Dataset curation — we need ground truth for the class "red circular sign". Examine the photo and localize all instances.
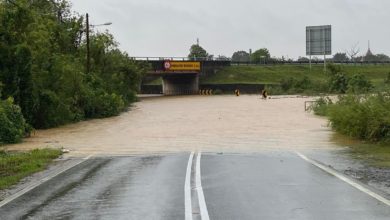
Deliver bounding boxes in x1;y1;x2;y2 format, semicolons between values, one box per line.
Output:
164;61;171;70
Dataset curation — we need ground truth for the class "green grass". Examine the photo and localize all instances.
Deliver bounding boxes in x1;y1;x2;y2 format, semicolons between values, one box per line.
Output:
0;149;62;190
201;64;390;90
143;65;390;92
332;134;390;168
351;144;390;167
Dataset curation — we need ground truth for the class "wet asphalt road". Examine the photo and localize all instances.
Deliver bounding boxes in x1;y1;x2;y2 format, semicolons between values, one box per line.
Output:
1;152;389;220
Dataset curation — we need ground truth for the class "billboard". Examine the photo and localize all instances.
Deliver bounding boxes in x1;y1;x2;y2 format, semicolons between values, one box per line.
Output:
163;61;201;71
306;25;332;56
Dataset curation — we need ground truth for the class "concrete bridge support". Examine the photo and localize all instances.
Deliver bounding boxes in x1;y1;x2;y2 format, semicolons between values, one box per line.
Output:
162;74;199;95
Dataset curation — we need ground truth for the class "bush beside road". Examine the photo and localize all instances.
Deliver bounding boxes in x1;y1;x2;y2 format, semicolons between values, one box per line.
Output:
311;94;390;171
312;94;390;144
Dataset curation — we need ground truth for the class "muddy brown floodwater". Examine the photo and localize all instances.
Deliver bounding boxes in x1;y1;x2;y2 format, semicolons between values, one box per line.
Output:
5;95;338;157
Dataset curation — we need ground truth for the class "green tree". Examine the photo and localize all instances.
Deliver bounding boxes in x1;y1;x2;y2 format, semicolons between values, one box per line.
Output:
232;51;250;62
375;54;390;62
14;44;34;124
251;48;270;63
0;0;145;132
297;57;310;62
188;44;208;60
333;53;349;62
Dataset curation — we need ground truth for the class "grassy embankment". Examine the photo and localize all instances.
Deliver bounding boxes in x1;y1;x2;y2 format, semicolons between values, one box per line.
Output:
145;64;390;93
201;64;390;93
0;149;62;190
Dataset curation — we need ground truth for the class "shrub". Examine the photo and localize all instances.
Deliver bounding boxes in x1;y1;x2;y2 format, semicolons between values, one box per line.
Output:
327;94;390;143
83;90;125;118
0;98;29;144
347;73;373;93
328;73;348;93
311;97;333;116
280;77;295;91
280;77;314;93
385;72;390;84
33;90;75;129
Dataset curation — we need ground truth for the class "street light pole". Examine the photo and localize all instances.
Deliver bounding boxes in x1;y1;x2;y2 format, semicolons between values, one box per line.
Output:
85;13;112;74
86;13;90;74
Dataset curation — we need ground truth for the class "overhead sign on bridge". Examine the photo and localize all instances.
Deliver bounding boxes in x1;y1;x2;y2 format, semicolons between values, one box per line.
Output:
164;61;201;71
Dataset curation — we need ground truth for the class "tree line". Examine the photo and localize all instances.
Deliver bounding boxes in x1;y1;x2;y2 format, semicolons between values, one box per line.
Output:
187;43;390;63
0;0;146;144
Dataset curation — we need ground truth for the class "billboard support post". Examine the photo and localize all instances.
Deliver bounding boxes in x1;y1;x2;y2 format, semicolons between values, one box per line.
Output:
309;29;312;71
323;29;326;73
306;25;332;73
324;54;326;73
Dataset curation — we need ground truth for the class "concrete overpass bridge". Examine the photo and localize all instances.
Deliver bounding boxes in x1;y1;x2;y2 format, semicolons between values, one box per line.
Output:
133;57;230;95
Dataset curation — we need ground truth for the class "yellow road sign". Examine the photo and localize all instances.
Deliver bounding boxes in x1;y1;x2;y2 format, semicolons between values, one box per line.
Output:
164;61;201;71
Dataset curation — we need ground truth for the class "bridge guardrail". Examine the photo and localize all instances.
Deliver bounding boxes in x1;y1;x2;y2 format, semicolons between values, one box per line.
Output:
131;57;390;66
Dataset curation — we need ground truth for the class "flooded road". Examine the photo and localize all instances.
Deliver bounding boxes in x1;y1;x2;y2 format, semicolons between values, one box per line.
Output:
2;95;390;219
6;95;335;156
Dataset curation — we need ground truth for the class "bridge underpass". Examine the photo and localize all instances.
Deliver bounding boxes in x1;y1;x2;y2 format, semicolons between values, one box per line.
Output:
139;58;230;95
161;73;199;95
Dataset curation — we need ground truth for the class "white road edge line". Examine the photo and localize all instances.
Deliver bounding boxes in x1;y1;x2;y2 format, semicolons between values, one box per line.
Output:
0;153;95;208
196;152;210;220
185;152;194;220
296;151;390;207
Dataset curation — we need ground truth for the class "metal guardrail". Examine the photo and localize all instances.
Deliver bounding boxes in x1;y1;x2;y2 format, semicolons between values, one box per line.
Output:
130;57;390;65
129;57;230;61
231;61;390;66
304;101;318;112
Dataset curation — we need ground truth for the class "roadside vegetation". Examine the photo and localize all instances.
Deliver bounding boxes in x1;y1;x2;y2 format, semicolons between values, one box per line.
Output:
297;63;390;169
308;64;389;144
312;93;390;144
0;98;31;144
0;1;146;144
0;149;62;190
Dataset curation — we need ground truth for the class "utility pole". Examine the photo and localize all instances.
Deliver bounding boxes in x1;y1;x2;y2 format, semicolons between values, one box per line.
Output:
85;13;111;74
86;13;90;74
249;49;252;64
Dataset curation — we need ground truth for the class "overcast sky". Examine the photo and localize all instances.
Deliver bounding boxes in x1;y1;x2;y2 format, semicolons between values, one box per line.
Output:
71;0;390;59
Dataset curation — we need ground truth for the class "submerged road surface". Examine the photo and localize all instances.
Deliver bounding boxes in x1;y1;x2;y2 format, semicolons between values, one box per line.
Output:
1;152;389;220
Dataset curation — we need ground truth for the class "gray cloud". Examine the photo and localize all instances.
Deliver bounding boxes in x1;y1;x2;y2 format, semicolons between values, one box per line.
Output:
71;0;390;59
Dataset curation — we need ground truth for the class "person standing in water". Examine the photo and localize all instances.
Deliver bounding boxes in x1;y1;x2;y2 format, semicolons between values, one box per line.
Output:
261;89;268;99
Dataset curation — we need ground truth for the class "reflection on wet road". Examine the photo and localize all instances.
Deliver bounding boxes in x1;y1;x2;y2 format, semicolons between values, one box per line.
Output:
0;155;187;219
1;152;389;219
